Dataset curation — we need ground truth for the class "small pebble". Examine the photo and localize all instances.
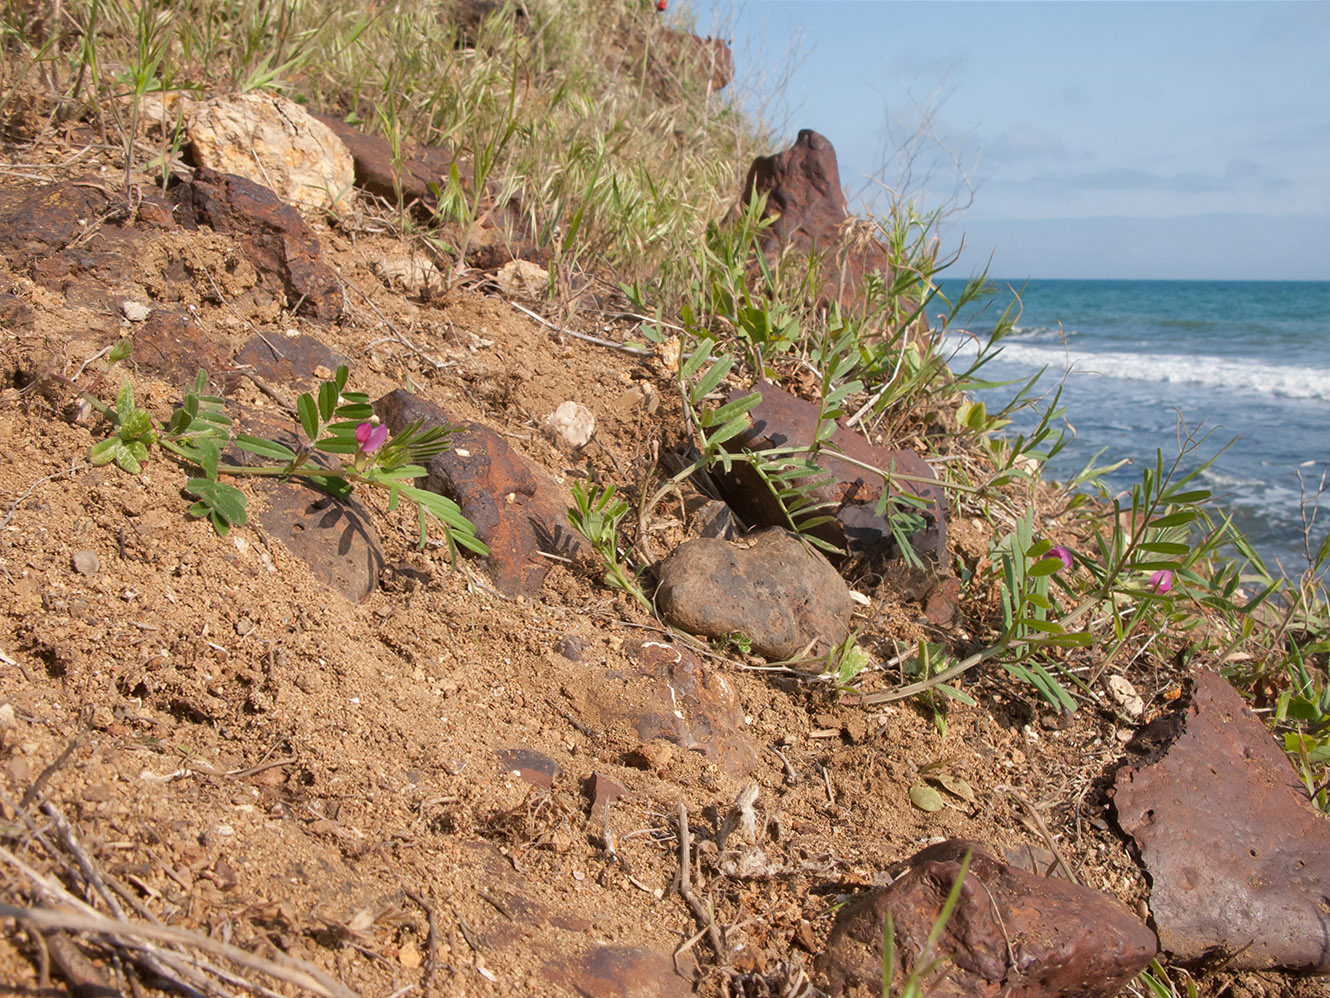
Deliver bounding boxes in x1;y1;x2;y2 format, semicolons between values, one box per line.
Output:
72;550;99;577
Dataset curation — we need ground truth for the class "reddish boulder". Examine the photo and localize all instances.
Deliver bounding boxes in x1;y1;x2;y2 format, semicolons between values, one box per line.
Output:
171;168;344;322
715;381;946;564
815;839;1156;997
739;130;892;311
373;389;580;597
1113;669;1330;972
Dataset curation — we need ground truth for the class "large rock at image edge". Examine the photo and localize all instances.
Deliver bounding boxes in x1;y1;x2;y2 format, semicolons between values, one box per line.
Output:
815;839;1157;997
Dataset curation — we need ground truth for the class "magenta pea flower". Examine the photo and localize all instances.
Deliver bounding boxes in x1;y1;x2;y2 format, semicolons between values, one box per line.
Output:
1049;545;1073;572
1148;569;1174;594
355;421;388;455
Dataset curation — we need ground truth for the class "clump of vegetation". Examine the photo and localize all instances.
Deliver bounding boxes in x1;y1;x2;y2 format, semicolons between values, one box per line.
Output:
62;344;487;559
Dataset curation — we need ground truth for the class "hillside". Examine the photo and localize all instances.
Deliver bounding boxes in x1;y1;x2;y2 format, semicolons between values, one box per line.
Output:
1;2;1328;996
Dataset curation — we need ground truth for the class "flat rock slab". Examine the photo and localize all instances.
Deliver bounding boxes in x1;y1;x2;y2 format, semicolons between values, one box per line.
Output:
588;639;760;776
715;382;947;565
256;481;384;602
656;528;851;661
132;306;230;384
171;168;344;322
229;332;348;394
816;839;1156;998
1112;668;1330;972
373;389;580;597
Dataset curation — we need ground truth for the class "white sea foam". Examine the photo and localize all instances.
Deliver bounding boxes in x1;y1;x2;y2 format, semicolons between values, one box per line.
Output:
945;335;1330;402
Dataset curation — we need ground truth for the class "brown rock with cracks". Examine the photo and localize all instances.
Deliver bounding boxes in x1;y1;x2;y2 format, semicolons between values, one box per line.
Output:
738;130;891;311
171;168;344;321
1112;668;1330;972
373;389;580;597
815;839;1156;997
656;528;851;661
256;481;385;602
715;382;947;564
588;639;760;776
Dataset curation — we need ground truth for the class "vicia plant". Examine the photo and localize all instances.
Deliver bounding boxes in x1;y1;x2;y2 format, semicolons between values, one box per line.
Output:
79;345;487;561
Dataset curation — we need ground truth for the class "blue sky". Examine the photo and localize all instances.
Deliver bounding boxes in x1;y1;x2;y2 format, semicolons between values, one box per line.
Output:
687;1;1330;280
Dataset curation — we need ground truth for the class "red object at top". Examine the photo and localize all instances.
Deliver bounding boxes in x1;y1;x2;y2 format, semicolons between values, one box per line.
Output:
656;0;666;10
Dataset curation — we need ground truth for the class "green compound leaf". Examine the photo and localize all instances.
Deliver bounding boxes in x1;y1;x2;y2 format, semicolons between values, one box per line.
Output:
185;478;248;535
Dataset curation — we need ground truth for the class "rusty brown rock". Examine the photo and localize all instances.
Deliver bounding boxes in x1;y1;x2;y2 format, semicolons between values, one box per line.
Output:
256;480;384;602
0;182;181;311
0;293;35;332
495;747;561;790
656;528;851;660
131;306;230;384
1112;669;1330;972
738;130;892;311
588;640;759;776
816;839;1156;997
588;772;624;827
543;945;693;998
373;389;580;597
715;381;946;564
0;182;117;261
229;332;348;394
171;168;344;322
312;112;466;208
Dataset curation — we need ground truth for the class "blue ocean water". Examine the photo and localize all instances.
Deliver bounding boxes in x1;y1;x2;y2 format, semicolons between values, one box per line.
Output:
940;279;1330;577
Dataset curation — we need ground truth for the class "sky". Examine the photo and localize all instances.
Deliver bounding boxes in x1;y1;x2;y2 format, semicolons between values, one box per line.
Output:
687;1;1330;281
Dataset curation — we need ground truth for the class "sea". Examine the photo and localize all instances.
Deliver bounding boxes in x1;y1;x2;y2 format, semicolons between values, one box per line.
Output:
939;279;1330;579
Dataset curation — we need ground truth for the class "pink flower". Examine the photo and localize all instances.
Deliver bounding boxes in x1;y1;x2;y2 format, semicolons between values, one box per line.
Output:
1049;545;1073;572
355;421;388;454
1148;569;1173;594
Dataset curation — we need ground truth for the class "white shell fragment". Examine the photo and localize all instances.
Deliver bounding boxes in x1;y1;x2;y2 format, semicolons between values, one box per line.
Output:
547;401;596;448
1108;675;1144;718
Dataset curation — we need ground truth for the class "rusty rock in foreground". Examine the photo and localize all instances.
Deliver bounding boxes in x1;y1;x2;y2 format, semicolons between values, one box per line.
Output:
374;389;580;598
816;839;1156;997
716;381;947;564
1113;669;1330;972
656;528;851;660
